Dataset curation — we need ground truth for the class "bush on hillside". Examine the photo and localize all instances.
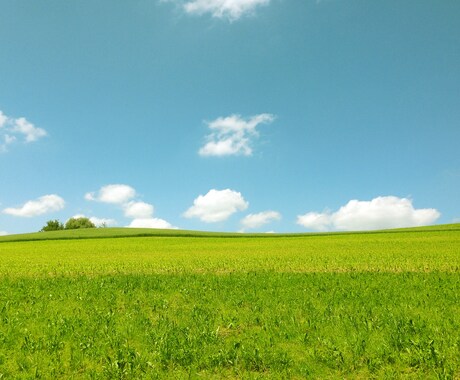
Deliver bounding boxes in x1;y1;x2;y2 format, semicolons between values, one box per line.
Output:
40;219;64;232
65;217;96;230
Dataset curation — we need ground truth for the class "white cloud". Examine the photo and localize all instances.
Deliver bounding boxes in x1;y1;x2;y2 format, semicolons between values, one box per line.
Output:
4;135;16;144
3;194;65;218
71;214;86;220
72;214;117;227
90;217;117;227
123;201;154;219
0;231;8;236
85;184;136;204
199;113;274;157
1;134;16;153
184;189;248;222
240;210;281;230
11;117;47;143
0;111;47;152
127;218;178;229
297;196;441;231
85;184;176;228
296;212;333;232
0;111;7;128
182;0;270;21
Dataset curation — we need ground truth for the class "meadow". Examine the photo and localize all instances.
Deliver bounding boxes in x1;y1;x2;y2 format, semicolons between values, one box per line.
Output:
0;225;459;379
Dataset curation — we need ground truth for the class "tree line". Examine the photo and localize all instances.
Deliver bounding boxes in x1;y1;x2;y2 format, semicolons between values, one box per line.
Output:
40;217;97;232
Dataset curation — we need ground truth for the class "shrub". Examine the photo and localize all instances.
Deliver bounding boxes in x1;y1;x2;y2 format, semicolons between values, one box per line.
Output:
40;219;64;232
65;217;96;230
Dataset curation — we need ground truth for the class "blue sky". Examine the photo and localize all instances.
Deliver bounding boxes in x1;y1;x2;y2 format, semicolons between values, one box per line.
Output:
1;0;459;235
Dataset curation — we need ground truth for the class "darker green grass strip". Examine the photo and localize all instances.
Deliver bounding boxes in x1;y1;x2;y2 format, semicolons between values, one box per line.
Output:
1;223;459;243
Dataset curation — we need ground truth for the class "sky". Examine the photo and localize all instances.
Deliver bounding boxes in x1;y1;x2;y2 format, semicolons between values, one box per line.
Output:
1;0;459;235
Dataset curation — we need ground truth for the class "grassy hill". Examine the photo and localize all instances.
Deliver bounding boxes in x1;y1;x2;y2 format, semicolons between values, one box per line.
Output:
0;223;459;378
1;223;459;243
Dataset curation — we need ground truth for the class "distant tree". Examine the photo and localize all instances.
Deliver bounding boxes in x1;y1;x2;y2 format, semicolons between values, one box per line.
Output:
40;219;64;232
65;217;96;230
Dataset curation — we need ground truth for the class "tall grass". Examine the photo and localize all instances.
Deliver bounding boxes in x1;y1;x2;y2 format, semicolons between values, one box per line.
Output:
0;225;459;378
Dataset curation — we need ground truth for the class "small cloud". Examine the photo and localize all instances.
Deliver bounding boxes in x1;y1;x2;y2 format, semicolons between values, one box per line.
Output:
297;196;441;231
176;0;270;21
72;214;117;227
85;184;136;204
11;117;47;143
0;111;7;127
0;110;47;152
86;184;174;228
240;210;281;230
0;230;8;236
1;134;17;153
453;218;460;223
127;218;177;229
4;135;16;144
296;211;332;232
84;193;95;201
184;189;248;222
90;217;117;227
123;201;154;219
199;114;274;157
3;194;65;217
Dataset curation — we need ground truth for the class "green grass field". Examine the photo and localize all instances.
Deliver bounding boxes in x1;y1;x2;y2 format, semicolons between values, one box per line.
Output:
0;225;459;378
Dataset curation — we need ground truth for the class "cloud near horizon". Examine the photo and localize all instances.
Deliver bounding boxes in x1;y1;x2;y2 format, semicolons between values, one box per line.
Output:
180;0;270;21
297;196;440;231
240;210;281;230
85;184;177;229
184;189;248;222
0;110;47;152
127;218;178;229
71;214;118;227
0;230;8;236
2;194;65;217
199;114;275;157
123;199;178;229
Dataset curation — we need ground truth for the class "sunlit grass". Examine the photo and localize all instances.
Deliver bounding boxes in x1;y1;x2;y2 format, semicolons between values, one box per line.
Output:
0;225;459;378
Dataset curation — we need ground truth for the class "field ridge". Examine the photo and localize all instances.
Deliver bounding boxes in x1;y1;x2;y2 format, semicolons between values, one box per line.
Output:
1;223;459;243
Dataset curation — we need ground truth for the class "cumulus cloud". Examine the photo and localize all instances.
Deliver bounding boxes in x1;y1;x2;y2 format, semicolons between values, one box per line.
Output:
72;214;117;227
3;194;65;217
123;201;154;219
240;210;281;230
199;113;274;157
184;189;248;222
0;110;47;152
0;230;8;236
123;200;178;229
4;135;16;144
0;111;7;128
181;0;270;21
85;184;136;204
297;196;440;232
296;212;333;232
11;117;47;142
90;217;117;227
127;218;178;229
86;184;176;229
